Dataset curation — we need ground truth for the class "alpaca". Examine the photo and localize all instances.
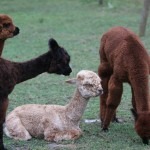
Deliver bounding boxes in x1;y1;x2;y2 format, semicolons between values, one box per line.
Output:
4;70;103;142
0;38;72;150
98;26;150;144
0;14;19;56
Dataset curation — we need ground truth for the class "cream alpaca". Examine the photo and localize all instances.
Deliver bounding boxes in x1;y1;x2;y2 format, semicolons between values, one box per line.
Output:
4;70;103;142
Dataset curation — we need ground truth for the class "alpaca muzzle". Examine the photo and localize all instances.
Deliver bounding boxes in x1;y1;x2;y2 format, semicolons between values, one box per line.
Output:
56;66;72;76
62;66;72;76
48;65;72;76
13;27;20;36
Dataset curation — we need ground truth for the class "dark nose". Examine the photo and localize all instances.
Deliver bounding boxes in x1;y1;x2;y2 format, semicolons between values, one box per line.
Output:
63;67;72;76
68;67;72;74
13;27;20;36
99;89;103;95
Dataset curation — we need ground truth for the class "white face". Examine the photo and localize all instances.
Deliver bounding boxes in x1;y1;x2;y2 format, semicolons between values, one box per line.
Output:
77;70;103;98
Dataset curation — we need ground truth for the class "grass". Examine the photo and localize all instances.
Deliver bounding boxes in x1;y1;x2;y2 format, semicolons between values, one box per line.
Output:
1;0;150;149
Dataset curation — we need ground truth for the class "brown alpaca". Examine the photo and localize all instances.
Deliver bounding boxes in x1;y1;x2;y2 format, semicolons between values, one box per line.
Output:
98;26;150;144
0;14;19;56
0;38;72;150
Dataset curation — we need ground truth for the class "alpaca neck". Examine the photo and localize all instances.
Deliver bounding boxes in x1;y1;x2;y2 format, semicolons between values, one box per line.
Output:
65;89;89;123
0;40;5;56
14;51;51;83
130;74;150;112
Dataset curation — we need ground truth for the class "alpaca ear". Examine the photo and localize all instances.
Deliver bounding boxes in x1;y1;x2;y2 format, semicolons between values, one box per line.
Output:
49;38;59;51
65;78;77;84
131;108;138;121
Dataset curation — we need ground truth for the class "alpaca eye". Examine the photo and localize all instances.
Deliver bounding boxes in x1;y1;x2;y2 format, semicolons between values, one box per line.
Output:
3;23;10;28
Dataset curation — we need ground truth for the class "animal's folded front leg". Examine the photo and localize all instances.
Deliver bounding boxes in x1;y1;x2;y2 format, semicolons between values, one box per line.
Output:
45;129;82;142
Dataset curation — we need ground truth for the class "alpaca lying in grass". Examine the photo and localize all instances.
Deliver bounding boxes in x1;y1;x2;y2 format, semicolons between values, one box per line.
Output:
0;38;72;150
0;14;19;56
98;26;150;144
4;70;103;142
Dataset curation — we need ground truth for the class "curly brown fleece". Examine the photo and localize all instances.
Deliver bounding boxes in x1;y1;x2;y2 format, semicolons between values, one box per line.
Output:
98;26;150;144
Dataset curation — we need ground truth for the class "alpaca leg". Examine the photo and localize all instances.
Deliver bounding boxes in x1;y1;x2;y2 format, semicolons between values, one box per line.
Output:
100;76;119;124
0;98;9;150
54;129;82;142
44;125;57;142
131;87;136;110
102;75;123;130
98;62;119;124
44;128;82;142
100;77;119;124
100;77;109;124
98;63;111;124
44;131;56;142
4;115;31;140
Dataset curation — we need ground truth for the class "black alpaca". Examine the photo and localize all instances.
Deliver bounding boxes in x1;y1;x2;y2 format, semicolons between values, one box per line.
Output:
0;38;72;150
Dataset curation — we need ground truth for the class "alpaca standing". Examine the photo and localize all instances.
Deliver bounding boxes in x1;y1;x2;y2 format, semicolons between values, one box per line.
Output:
98;26;150;144
4;70;103;142
0;14;19;56
0;38;72;150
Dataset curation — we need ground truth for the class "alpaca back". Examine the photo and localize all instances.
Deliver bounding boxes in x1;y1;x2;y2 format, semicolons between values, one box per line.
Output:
100;26;150;82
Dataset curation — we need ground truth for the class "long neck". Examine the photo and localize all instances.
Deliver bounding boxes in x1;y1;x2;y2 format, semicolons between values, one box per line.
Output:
130;72;150;112
14;51;51;83
0;40;5;56
65;89;89;123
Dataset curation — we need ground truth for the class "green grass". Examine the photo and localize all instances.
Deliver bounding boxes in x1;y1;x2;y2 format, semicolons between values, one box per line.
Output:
1;0;150;149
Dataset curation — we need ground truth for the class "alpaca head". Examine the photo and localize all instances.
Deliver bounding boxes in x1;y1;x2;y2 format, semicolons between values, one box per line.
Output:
0;14;19;40
66;70;103;98
131;109;150;144
48;38;72;76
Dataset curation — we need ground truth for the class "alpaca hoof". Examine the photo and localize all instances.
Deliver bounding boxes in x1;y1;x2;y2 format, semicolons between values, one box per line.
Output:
142;138;149;145
102;127;109;132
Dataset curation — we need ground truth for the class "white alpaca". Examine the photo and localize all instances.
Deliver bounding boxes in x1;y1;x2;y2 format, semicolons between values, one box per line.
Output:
4;70;103;142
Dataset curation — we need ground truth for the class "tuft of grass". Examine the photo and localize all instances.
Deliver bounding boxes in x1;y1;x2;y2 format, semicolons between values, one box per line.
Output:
1;0;150;149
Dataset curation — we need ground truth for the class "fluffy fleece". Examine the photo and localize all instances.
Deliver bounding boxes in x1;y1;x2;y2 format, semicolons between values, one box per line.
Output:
98;26;150;144
4;70;103;142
